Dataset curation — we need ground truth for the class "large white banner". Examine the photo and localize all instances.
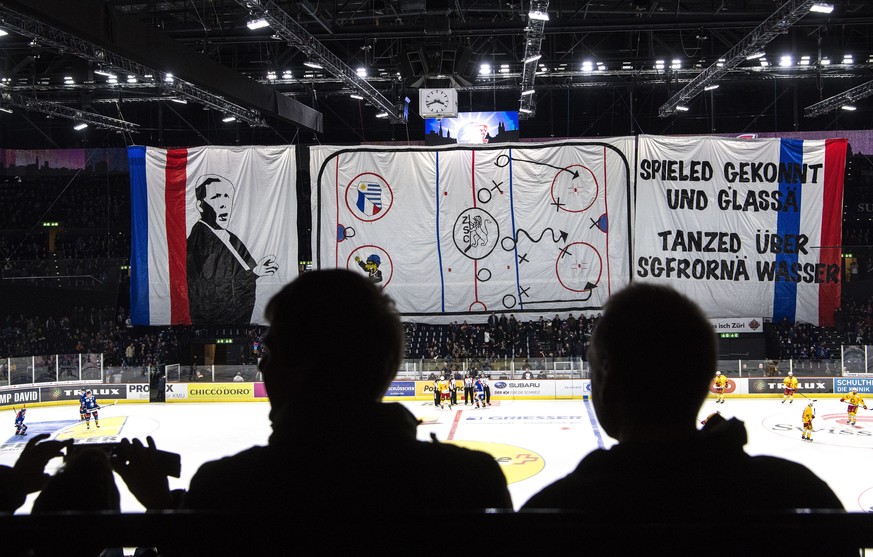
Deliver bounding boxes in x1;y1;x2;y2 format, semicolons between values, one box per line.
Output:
129;146;297;325
634;135;847;326
310;140;633;323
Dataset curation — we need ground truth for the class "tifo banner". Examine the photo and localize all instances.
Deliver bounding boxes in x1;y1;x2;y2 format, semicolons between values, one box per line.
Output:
128;146;297;325
310;141;633;323
634;135;847;326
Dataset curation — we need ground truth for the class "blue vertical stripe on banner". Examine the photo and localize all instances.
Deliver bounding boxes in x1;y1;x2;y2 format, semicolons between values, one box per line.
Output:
128;146;150;325
435;151;446;313
772;139;803;323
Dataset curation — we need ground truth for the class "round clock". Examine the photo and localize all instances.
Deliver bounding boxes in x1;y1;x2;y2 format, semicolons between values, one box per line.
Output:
419;88;457;118
425;89;450;113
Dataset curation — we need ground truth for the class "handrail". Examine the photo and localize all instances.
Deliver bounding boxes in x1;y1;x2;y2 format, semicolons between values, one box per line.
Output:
0;509;866;555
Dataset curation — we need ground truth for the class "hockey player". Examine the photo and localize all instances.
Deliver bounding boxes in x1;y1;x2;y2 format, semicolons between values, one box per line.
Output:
802;401;815;442
13;407;27;436
78;388;87;421
782;371;799;404
437;376;452;409
840;388;867;427
474;377;486;408
713;371;728;404
82;390;100;429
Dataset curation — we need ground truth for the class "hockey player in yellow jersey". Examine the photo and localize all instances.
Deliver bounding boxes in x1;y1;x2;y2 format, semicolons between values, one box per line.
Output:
713;371;728;404
782;371;798;404
801;401;815;442
437;376;452;409
840;388;867;426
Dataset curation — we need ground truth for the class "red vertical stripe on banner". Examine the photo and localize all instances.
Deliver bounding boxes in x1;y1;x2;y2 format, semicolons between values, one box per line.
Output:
166;149;191;325
819;139;847;327
335;155;340;267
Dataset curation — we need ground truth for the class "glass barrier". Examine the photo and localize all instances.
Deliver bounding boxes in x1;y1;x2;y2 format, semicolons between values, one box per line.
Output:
3;349;873;389
0;353;104;387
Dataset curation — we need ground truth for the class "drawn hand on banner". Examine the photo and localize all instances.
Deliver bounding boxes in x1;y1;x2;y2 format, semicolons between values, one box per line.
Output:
254;255;279;277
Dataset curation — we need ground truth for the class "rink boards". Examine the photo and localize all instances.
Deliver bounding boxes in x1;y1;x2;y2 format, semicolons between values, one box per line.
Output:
2;376;873;409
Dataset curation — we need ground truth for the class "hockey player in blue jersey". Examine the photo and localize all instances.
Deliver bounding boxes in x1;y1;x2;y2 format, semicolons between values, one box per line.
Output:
14;407;27;436
82;390;100;429
78;388;87;421
474;378;486;408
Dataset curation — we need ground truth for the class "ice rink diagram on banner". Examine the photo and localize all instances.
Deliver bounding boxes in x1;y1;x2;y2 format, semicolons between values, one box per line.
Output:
310;142;634;321
3;398;873;514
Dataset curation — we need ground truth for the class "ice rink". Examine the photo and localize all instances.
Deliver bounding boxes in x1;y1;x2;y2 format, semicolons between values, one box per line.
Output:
3;396;873;513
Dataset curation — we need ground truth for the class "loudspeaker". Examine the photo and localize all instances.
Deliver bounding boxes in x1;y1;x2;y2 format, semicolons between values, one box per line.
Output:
398;48;429;78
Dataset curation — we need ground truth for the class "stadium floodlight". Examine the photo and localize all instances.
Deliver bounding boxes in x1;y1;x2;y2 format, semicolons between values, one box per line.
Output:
675;105;689;111
809;3;834;13
73;122;88;130
222;116;236;122
523;54;542;64
521;89;536;96
350;94;364;100
704;84;720;91
746;52;766;60
841;104;857;111
303;61;323;69
528;9;549;21
246;18;270;30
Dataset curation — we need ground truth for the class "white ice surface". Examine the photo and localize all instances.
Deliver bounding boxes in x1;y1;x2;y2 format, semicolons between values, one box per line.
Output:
2;397;870;513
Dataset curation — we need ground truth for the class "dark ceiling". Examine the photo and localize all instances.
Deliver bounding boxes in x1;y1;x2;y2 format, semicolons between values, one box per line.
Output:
0;0;871;148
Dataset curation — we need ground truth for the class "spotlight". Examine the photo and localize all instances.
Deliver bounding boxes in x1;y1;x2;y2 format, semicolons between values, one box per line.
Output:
246;18;269;30
809;3;834;13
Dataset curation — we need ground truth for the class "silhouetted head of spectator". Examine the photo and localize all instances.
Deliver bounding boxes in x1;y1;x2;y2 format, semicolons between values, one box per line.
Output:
260;269;403;410
588;283;715;441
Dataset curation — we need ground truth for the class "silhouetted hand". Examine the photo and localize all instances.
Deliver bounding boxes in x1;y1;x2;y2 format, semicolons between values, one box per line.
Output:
111;436;174;510
12;433;71;495
0;433;71;512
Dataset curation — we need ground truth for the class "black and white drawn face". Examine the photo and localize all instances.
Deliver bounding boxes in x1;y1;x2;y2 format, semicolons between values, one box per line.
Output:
197;176;235;230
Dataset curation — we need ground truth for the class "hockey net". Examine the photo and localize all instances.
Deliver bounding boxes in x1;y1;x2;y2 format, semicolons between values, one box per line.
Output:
165;363;181;383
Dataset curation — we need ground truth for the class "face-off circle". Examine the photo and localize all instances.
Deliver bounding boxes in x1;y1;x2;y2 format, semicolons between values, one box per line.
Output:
344;172;394;222
550;165;598;213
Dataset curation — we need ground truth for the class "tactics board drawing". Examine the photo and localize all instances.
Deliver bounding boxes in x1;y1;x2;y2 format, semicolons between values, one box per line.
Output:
310;140;633;323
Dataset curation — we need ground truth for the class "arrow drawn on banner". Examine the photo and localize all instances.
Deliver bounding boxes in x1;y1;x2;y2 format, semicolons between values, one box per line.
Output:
501;228;569;251
522;282;598;303
495;154;580;179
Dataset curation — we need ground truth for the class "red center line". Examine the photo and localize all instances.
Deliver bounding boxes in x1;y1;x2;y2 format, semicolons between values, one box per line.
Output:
447;408;463;440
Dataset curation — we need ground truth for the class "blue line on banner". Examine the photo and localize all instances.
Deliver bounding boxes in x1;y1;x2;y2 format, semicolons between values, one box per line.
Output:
772;139;803;323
